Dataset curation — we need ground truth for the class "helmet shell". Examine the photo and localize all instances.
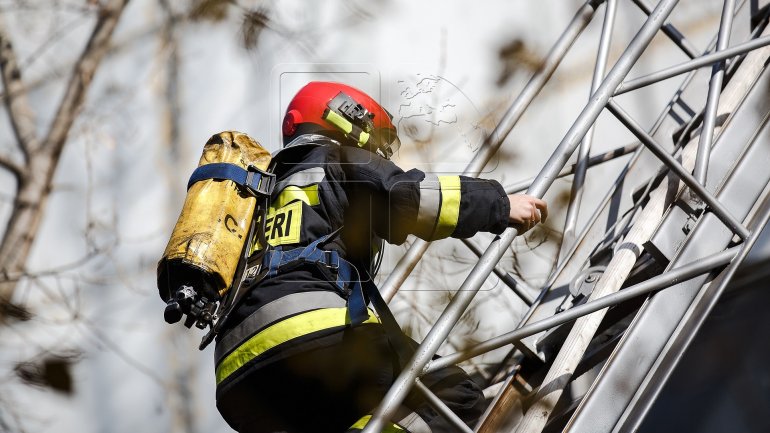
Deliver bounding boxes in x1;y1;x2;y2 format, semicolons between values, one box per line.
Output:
282;82;399;157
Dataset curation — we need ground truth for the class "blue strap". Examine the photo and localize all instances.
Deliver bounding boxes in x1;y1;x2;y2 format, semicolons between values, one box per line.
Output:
261;234;369;325
342;268;369;325
187;163;275;196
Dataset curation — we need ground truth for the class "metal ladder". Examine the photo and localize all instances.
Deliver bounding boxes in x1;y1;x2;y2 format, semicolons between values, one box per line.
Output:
362;0;770;432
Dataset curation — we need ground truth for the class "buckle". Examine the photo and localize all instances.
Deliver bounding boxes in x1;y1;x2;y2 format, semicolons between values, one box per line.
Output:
326;250;340;270
245;165;276;196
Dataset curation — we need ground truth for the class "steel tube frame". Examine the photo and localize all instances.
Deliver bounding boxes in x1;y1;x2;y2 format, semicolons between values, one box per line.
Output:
695;0;736;185
461;238;535;305
413;379;474;433
566;25;770;428
425;246;738;373
606;99;749;238
489;7;752;421
622;187;770;431
615;33;770;94
379;0;604;302
362;2;682;430
563;0;618;251
502;35;706;388
631;0;700;58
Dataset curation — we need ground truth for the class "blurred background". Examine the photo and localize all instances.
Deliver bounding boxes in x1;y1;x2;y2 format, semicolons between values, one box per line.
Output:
0;0;762;432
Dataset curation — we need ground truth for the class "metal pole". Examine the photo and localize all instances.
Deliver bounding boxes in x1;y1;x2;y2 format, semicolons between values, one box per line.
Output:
504;142;639;193
461;239;535;305
615;33;770;94
563;0;618;252
606;99;749;239
425;247;737;372
413;379;474;433
379;0;604;302
362;2;681;431
694;0;736;185
631;0;700;58
381;241;430;302
463;0;603;177
523;0;680;201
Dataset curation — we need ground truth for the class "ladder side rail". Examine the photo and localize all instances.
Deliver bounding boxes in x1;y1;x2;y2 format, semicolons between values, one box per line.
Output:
618;181;770;431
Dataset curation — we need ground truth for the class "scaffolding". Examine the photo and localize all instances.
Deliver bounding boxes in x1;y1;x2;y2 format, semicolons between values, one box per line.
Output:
363;0;770;432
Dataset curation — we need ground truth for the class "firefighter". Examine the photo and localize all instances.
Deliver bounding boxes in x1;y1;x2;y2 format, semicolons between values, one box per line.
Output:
213;81;547;433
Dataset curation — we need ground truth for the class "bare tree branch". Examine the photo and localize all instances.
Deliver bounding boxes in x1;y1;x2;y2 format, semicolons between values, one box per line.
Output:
43;0;130;157
0;16;38;163
0;0;130;319
0;16;182;103
0;154;24;183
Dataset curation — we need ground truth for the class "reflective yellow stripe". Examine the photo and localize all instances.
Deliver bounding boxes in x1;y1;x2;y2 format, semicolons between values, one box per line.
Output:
433;175;461;239
323;109;369;146
358;130;370;146
215;307;380;384
350;415;371;430
272;184;320;208
349;415;405;432
264;200;303;246
324;109;353;134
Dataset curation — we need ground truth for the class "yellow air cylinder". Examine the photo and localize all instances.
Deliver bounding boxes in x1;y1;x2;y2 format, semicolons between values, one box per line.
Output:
157;131;272;302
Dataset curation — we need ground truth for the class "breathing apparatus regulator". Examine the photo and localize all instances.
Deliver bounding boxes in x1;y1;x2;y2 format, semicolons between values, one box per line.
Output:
157;131;274;349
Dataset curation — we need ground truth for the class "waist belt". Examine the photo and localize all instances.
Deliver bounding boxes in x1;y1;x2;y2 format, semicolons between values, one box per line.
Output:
260;231;371;326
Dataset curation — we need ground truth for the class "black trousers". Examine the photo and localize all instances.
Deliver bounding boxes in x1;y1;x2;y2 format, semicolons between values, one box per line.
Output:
216;324;485;433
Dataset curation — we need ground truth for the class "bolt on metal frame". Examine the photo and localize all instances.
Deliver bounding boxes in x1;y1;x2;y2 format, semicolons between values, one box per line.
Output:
363;0;770;431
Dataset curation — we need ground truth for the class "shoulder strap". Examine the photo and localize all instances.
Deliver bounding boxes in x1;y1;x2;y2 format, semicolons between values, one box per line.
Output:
188;163;275;197
199;196;272;350
361;276;417;370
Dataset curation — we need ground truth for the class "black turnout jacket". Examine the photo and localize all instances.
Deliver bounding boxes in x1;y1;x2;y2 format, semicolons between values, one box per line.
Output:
214;134;510;392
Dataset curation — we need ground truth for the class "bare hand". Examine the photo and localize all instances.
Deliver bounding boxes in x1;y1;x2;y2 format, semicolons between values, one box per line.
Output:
508;194;548;234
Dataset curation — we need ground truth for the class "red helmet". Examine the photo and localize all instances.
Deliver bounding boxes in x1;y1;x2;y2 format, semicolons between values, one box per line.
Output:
282;81;401;159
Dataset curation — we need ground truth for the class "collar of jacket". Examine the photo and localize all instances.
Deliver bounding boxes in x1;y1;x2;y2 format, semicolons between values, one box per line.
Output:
271;134;341;168
283;134;341;149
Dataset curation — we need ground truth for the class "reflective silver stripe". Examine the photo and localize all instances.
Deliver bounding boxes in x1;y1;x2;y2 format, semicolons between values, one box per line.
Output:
395;410;432;433
274;167;326;193
349;410;429;432
214;291;346;364
283;134;341;149
414;174;441;240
